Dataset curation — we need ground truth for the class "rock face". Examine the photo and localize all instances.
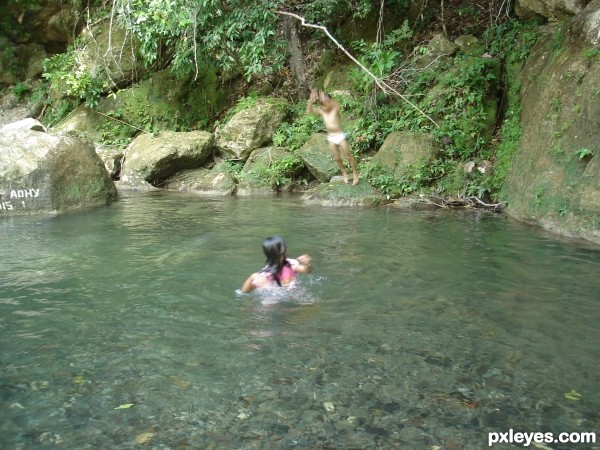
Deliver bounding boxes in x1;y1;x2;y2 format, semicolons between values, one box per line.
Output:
78;19;146;90
123;131;215;184
504;7;600;244
53;68;231;146
216;99;288;160
0;119;117;215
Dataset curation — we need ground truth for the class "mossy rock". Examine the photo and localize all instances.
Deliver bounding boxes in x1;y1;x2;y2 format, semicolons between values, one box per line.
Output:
423;56;500;149
454;35;486;56
216;98;288;161
372;131;438;177
302;181;385;207
298;133;339;182
55;66;232;147
238;147;303;195
504;26;600;244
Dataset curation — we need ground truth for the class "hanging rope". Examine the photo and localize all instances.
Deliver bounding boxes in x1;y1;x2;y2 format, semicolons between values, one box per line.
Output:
274;10;439;128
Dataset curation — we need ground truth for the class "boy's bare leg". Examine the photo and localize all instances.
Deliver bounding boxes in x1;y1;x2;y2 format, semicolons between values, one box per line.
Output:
328;142;349;183
340;140;359;185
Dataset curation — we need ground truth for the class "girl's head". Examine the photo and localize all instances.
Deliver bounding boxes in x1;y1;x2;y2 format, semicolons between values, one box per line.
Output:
262;236;287;266
261;236;289;286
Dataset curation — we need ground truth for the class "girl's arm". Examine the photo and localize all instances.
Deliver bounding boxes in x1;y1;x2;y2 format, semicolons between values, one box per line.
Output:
294;254;312;274
241;273;257;293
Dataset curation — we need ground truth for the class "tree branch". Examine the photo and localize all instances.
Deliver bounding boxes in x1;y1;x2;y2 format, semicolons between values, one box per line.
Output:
274;10;439;128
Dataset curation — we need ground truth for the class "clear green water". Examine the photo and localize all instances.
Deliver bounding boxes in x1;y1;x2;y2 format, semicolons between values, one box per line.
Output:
1;191;599;449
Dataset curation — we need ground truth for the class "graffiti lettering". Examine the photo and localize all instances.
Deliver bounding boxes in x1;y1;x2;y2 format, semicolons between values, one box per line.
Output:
0;201;13;210
10;189;39;199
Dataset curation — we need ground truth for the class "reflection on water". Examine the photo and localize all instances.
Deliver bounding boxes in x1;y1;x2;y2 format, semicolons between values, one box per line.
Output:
1;191;599;449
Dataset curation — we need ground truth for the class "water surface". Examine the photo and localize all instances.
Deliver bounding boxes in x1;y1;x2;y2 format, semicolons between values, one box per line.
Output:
1;191;599;449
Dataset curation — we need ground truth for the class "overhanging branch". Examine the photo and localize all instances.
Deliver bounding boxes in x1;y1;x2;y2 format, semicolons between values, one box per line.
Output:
274;10;439;128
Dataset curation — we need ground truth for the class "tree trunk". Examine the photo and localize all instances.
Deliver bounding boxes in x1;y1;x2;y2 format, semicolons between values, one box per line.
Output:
282;15;308;101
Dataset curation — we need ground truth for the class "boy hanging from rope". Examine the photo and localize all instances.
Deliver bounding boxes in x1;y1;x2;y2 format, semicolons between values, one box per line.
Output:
306;89;359;185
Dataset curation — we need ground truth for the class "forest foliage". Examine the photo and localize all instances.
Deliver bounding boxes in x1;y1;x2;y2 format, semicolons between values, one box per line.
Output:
17;0;542;202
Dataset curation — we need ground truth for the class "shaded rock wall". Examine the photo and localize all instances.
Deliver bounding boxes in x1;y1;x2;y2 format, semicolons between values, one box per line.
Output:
504;5;600;244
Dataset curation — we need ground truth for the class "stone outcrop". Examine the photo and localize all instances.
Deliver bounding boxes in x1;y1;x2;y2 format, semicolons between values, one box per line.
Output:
0;119;117;215
302;181;384;207
504;6;600;244
53;68;231;146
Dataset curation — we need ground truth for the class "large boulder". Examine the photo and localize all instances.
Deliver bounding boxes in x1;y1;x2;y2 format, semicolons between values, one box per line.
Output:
123;130;214;185
414;33;457;69
568;0;600;46
238;146;306;195
164;163;237;196
0;119;117;215
33;0;80;45
0;84;44;128
372;132;438;176
503;9;600;244
53;106;104;142
216;98;288;160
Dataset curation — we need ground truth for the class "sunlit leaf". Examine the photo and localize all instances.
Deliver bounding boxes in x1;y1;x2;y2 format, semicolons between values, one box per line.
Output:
114;403;134;410
564;390;582;401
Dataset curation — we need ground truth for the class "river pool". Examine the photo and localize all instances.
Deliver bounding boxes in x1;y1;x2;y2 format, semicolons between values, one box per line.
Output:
1;191;599;449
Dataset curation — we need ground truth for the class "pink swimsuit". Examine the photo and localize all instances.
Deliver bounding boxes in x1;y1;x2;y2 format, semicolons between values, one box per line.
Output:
253;258;299;288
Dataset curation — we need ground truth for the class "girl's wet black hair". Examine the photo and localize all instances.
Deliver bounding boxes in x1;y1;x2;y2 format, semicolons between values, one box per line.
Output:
260;236;290;286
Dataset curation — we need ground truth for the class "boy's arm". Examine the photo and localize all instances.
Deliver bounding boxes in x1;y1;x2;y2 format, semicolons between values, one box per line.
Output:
306;89;321;116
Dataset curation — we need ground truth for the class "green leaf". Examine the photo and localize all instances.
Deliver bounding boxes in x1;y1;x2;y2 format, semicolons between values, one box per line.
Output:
114;403;134;410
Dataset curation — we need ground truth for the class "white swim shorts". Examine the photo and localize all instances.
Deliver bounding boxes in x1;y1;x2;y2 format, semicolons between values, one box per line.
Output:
326;132;347;145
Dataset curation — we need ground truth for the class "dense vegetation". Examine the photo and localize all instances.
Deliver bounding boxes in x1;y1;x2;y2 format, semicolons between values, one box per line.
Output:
3;0;544;204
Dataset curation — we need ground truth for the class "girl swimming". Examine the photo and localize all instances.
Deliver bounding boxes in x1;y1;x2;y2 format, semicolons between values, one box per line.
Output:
241;236;312;293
